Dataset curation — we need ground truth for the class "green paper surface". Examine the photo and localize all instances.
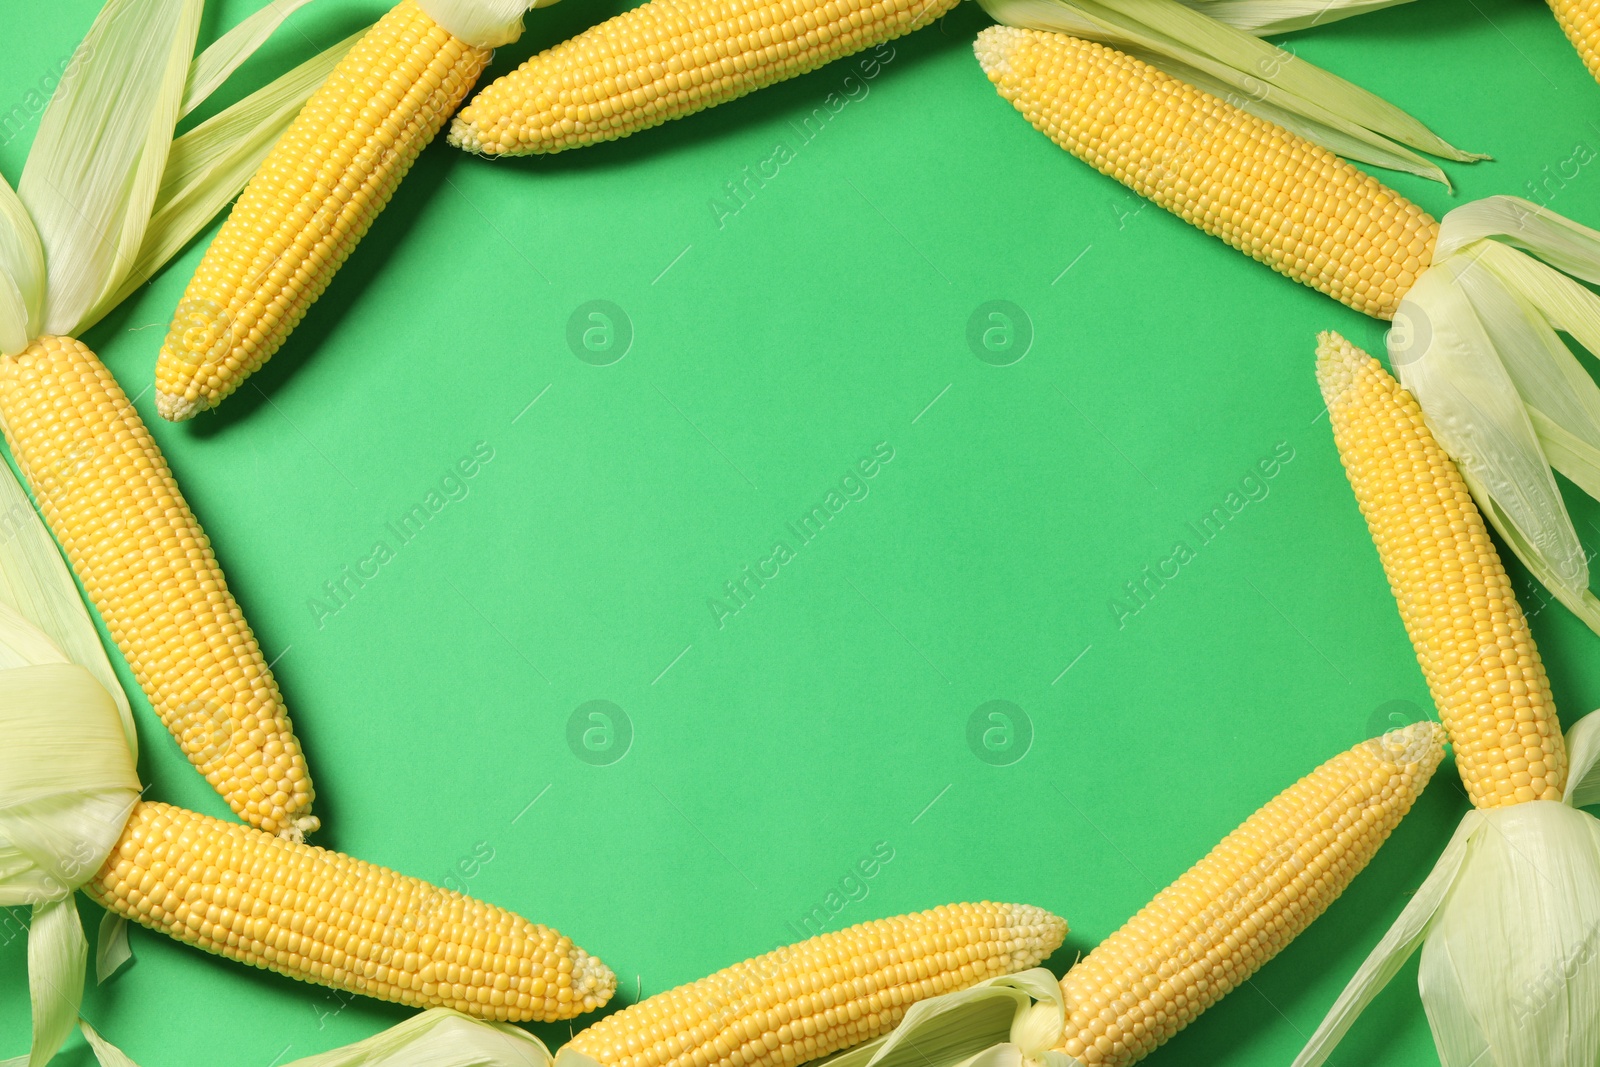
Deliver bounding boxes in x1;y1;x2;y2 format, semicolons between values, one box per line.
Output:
3;0;1600;1064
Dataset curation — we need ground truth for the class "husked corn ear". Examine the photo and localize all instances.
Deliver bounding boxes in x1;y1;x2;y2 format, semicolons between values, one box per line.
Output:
556;902;1067;1067
1550;0;1600;83
87;801;615;1021
972;27;1437;321
1317;332;1568;806
449;0;959;156
0;336;315;840
155;0;491;421
1057;723;1446;1067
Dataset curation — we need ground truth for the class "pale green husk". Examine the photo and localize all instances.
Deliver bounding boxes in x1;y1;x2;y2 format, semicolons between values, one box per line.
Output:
814;970;1071;1067
1178;0;1418;34
417;0;540;47
1390;196;1600;638
0;0;354;353
78;1008;552;1067
1294;710;1600;1067
975;0;1481;185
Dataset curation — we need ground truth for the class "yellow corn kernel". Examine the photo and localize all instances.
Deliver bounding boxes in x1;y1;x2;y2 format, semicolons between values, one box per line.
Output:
557;903;1068;1067
972;26;1438;321
0;336;316;839
88;801;614;1021
449;0;959;156
1550;0;1600;82
1317;331;1569;806
155;1;491;421
1057;722;1446;1066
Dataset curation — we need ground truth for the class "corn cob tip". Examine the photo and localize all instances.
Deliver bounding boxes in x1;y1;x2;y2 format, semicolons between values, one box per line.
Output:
573;945;619;1012
1314;329;1365;408
281;813;321;843
155;390;200;422
972;25;1025;82
1367;720;1448;772
447;113;491;155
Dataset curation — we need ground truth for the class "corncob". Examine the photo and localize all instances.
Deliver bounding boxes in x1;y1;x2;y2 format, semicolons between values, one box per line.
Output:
1549;0;1600;83
555;903;1068;1067
0;336;315;840
972;27;1438;321
1317;332;1568;807
448;0;961;157
1056;722;1446;1067
153;0;492;421
87;800;615;1022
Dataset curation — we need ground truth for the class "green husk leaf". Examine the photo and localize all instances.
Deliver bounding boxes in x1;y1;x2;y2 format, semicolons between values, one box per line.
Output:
975;0;1482;185
1418;803;1600;1067
416;0;538;47
1567;710;1600;810
94;910;131;984
0;654;141;1067
78;1007;553;1067
1389;197;1600;640
181;0;318;116
0;175;44;355
1390;255;1586;590
84;30;363;329
19;0;202;337
1461;465;1600;636
0;459;133;753
815;970;1057;1067
1176;0;1419;34
1292;812;1481;1066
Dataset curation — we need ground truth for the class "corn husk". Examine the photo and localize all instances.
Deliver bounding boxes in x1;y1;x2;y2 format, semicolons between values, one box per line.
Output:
813;970;1070;1067
975;0;1481;185
0;597;140;1067
416;0;558;48
1178;0;1417;34
76;1008;552;1067
0;0;355;351
1294;709;1600;1067
1389;196;1600;637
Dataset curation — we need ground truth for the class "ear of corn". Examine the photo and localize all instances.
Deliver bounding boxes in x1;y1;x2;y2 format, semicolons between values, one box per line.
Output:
1318;331;1568;807
448;0;961;156
0;335;316;840
87;800;615;1022
154;0;493;422
972;26;1438;320
1549;0;1600;83
1057;722;1447;1067
555;903;1068;1067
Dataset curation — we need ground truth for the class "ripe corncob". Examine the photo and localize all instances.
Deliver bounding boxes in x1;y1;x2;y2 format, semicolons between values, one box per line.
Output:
972;27;1438;321
556;903;1068;1067
1550;0;1600;83
1317;332;1569;806
0;336;315;840
448;0;960;156
1056;723;1446;1067
154;0;492;422
87;800;615;1022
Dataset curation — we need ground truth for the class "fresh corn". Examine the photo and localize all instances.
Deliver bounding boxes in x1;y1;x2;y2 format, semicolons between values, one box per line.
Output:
154;0;492;421
0;336;315;840
1550;0;1600;83
555;903;1068;1067
1057;722;1446;1067
972;26;1438;321
1317;332;1568;807
449;0;960;156
87;800;615;1021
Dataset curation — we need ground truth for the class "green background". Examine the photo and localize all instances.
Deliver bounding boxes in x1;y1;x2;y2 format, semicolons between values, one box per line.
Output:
3;0;1600;1063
